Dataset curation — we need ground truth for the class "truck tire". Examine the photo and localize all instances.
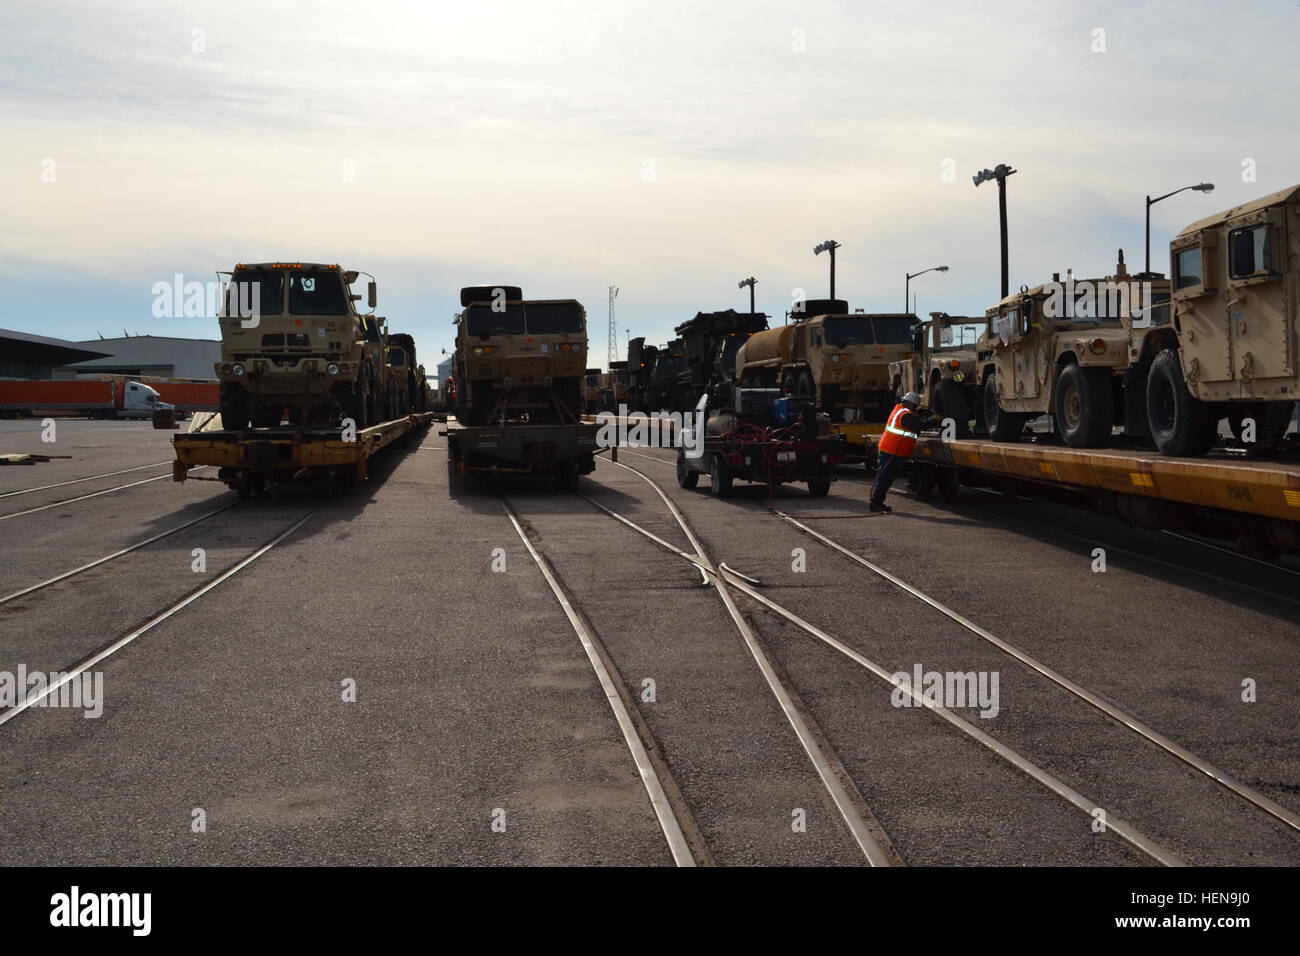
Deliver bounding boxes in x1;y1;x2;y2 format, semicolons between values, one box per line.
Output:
806;478;831;497
933;378;971;438
676;449;699;489
983;373;1025;442
1147;349;1217;457
1054;362;1113;448
709;454;733;498
1227;401;1295;453
219;385;249;431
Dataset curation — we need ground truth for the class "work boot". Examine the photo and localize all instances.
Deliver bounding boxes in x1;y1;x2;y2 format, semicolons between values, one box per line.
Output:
869;499;891;514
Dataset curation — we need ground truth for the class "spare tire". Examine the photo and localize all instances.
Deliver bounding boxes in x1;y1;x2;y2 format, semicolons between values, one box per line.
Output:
460;285;522;307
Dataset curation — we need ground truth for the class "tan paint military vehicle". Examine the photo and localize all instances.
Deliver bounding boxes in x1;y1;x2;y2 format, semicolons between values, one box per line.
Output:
452;284;588;426
386;332;419;418
978;253;1169;447
1152;184;1300;455
735;299;917;422
216;262;384;429
583;368;602;413
890;312;984;436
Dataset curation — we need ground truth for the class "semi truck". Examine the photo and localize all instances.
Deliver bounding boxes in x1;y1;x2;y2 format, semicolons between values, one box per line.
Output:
0;378;177;420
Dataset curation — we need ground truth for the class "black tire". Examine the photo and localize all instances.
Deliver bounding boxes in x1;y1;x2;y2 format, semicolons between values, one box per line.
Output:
933;378;971;439
1147;349;1217;457
807;478;830;497
983;373;1025;442
219;384;249;431
676;449;699;489
782;372;798;396
1054;362;1114;448
1227;401;1295;453
709;454;732;498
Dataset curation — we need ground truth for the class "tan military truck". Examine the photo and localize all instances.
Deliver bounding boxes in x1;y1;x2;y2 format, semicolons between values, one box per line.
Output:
890;312;984;436
452;285;587;426
386;332;419;418
1151;184;1300;455
735;300;916;422
978;253;1168;447
216;262;384;429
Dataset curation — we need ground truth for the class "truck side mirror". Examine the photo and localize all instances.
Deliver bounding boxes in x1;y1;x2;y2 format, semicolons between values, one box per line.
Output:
368;281;377;309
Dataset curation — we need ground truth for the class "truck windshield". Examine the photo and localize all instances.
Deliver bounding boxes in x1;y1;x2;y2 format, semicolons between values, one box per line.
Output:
871;317;915;344
288;271;348;315
823;317;873;345
464;304;526;335
228;270;283;316
525;302;584;334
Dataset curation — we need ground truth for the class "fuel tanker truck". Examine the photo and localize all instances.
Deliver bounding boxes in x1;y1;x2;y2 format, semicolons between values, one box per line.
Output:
734;299;917;423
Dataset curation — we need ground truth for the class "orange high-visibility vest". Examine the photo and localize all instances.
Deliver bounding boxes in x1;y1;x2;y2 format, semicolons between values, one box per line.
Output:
877;403;918;457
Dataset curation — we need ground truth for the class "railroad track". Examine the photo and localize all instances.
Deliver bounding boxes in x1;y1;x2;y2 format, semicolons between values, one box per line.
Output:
582;456;1184;865
0;465;211;522
0;500;319;728
584;447;1300;860
500;482;901;867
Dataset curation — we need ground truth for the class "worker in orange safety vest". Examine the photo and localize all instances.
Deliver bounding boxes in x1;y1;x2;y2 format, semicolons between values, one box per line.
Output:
870;391;933;513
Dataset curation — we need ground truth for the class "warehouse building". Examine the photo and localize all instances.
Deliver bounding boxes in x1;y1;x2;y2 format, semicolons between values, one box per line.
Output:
0;328;111;380
57;335;220;380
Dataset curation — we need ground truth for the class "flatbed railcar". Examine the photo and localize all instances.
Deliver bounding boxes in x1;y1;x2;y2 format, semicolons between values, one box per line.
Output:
442;419;599;490
172;412;434;497
908;435;1300;558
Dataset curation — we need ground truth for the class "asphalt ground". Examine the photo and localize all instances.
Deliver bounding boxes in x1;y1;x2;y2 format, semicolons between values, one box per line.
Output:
0;417;1296;865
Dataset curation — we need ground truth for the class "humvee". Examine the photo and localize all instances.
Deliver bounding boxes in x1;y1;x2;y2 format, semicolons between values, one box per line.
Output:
1154;184;1300;455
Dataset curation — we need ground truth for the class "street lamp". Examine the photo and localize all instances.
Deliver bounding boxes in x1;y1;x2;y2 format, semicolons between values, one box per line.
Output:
973;164;1016;299
906;265;948;313
813;240;841;299
738;276;757;315
1145;183;1214;274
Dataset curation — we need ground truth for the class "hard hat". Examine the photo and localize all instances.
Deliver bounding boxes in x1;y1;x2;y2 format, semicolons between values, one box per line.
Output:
902;391;921;408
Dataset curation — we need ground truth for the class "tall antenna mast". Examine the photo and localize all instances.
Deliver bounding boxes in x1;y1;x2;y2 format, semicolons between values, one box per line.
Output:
608;285;619;367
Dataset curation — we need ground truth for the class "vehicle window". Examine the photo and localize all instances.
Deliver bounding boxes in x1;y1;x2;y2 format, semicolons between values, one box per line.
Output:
388;348;406;366
871;317;914;344
288;270;348;315
1229;225;1271;279
525;302;584;334
359;316;383;343
228;269;284;317
465;304;526;336
1175;247;1202;289
822;317;873;345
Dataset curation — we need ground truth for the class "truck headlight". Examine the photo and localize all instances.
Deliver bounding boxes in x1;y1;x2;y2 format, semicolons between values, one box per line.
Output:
328;363;340;375
232;364;245;376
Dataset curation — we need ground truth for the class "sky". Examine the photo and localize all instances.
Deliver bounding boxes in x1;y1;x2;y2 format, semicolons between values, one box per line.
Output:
1;0;1297;373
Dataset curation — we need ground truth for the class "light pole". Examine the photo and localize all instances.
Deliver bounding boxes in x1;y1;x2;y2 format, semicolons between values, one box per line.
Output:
1145;183;1214;274
738;276;757;315
973;164;1016;299
813;240;841;299
905;265;948;313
